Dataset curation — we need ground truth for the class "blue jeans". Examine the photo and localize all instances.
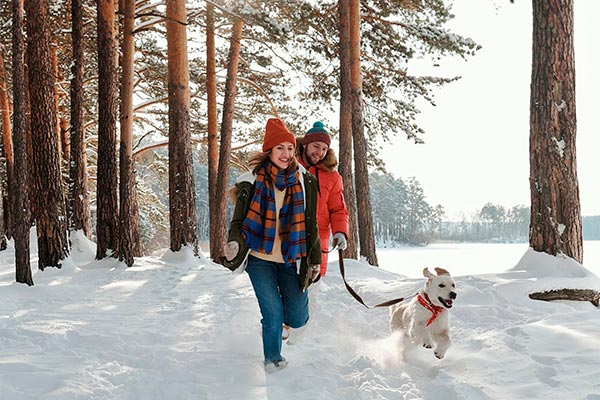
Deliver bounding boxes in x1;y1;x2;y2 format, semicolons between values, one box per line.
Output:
246;255;309;363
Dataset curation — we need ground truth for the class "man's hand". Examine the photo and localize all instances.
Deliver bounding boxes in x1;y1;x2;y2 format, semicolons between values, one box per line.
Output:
310;265;321;282
224;241;240;261
332;232;347;251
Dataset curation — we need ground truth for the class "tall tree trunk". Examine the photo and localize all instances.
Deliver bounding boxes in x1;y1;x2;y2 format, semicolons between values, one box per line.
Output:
0;186;5;249
118;0;142;266
96;0;119;259
12;0;32;284
69;0;91;237
166;0;198;253
25;67;35;227
52;46;70;168
59;108;69;166
51;46;64;159
213;18;243;262
25;0;69;270
0;48;14;240
529;0;582;263
206;3;219;259
349;0;377;266
337;0;358;260
52;44;70;222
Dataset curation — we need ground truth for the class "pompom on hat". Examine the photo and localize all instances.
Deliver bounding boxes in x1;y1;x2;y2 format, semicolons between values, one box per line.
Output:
262;118;296;152
304;121;331;147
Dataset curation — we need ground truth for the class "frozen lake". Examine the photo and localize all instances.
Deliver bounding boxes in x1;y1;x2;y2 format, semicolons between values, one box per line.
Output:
331;241;600;278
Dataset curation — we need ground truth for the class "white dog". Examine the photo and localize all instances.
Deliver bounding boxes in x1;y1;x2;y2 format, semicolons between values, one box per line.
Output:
389;267;457;359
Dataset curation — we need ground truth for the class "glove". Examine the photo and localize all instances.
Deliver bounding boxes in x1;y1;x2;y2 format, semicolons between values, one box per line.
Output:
310;265;321;282
332;232;347;251
224;241;240;261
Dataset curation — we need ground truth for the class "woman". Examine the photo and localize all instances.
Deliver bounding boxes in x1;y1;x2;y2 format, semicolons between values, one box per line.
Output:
222;118;322;373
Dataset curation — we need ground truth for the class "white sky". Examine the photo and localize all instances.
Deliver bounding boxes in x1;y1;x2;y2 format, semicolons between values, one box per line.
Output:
380;0;600;219
2;234;600;399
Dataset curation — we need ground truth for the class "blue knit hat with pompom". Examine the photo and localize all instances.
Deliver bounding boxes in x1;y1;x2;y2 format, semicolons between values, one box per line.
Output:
304;121;331;147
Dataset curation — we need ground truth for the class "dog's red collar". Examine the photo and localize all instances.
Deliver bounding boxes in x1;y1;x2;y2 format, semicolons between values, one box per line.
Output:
418;292;445;326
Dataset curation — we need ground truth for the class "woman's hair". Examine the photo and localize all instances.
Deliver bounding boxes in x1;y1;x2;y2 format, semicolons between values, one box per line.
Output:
248;149;298;175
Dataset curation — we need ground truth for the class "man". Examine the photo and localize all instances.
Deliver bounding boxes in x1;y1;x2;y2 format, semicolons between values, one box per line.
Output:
297;121;349;276
284;121;349;343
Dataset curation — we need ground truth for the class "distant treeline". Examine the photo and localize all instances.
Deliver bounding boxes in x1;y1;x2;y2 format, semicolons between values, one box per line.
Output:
141;167;600;248
438;213;600;243
367;172;600;245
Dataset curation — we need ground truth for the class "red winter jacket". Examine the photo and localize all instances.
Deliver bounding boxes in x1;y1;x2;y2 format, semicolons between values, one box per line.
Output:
297;137;349;276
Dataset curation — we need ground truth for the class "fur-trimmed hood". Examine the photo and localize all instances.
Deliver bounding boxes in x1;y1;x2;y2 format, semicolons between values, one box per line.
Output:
296;136;338;172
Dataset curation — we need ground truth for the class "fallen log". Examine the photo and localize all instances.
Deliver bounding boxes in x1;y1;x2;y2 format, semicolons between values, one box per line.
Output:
529;289;600;307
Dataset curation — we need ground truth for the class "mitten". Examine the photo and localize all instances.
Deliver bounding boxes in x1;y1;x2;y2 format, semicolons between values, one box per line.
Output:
224;241;240;261
332;232;347;251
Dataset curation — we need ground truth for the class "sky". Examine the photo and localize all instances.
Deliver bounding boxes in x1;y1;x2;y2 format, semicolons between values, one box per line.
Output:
380;0;600;219
2;232;600;399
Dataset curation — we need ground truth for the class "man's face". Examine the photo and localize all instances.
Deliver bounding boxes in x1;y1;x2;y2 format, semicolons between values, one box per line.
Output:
303;141;329;166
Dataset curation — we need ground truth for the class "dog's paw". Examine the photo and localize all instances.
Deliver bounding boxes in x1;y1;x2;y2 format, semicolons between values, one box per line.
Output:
434;350;445;359
423;342;433;349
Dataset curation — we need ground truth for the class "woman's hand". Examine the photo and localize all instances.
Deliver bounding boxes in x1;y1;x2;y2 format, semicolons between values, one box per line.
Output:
224;241;240;261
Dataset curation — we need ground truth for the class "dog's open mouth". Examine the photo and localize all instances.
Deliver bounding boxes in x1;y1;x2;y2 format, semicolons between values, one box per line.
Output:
439;297;453;308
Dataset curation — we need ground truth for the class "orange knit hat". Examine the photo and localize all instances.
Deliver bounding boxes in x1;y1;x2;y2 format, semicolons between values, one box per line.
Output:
262;118;296;152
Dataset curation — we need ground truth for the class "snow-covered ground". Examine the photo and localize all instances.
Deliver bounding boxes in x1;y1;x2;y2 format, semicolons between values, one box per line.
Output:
1;234;600;400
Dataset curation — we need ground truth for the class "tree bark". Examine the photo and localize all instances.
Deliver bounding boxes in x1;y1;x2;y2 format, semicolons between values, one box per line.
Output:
96;0;120;259
166;0;198;253
69;0;92;238
25;67;35;227
118;0;142;266
529;0;582;263
213;18;243;262
0;186;6;250
25;0;69;270
12;0;33;284
0;48;14;241
206;3;219;259
51;46;69;164
349;0;378;266
337;0;359;260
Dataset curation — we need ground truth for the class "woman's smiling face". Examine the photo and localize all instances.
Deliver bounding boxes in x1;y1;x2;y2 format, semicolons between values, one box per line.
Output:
269;142;295;170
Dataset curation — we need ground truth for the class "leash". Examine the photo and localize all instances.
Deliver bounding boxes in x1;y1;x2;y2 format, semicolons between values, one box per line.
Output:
337;249;415;309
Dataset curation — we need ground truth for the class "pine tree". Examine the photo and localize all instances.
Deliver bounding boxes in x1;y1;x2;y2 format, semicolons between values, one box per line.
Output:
527;0;597;305
213;17;243;262
337;0;359;260
69;0;92;238
96;0;120;259
206;3;219;259
25;0;69;270
166;0;198;253
118;0;142;266
349;0;378;265
0;47;13;241
529;0;581;261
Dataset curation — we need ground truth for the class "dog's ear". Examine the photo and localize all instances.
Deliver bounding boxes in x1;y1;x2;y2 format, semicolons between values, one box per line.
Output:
423;267;434;278
434;267;450;276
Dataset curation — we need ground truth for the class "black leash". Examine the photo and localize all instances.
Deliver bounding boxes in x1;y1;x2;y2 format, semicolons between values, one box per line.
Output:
338;249;413;309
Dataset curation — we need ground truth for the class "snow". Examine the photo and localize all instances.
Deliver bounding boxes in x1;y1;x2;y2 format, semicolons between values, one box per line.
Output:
2;239;600;399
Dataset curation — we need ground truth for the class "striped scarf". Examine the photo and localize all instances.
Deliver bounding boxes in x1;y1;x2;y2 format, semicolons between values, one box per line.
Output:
241;161;307;263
